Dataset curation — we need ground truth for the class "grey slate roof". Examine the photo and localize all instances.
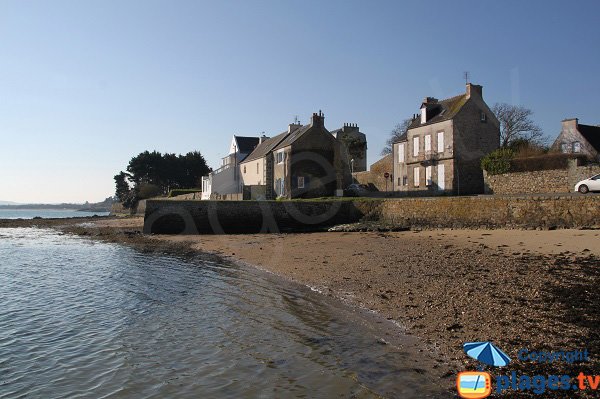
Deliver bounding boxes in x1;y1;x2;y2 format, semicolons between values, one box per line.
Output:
407;93;469;130
392;132;408;144
272;124;312;151
234;136;260;154
578;124;600;151
241;131;290;163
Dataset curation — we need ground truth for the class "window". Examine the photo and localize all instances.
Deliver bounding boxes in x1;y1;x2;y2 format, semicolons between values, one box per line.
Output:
424;135;431;152
426;166;432;186
276;150;285;164
573;142;581;153
256;162;259;173
481;112;487;122
560;143;569;153
413;167;420;187
397;177;401;186
298;176;304;189
243;166;246;174
398;143;405;163
413;136;419;157
403;176;408;186
437;131;444;153
275;178;285;196
437;164;445;190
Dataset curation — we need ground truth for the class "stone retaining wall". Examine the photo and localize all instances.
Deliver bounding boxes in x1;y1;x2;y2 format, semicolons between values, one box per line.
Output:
373;195;600;229
483;160;600;195
144;195;600;234
143;199;367;234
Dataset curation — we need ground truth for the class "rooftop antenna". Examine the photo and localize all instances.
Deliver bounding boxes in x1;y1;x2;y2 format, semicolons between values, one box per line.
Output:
293;115;299;124
464;71;470;85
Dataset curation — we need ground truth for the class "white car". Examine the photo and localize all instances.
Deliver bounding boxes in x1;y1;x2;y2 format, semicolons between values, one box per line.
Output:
575;174;600;194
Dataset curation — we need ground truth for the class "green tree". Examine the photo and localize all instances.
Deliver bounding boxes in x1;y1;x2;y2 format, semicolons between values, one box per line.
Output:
113;171;132;202
118;150;211;202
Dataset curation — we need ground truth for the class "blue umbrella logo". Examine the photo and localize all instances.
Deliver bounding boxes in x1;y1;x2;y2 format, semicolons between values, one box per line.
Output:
463;341;511;367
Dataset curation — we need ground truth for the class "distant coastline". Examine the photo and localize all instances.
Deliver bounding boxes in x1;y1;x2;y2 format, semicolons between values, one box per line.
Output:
0;198;114;213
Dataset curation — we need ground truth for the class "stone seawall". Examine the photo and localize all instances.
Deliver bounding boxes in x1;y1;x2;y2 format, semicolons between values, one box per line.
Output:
143;199;367;234
373;195;600;229
143;195;600;234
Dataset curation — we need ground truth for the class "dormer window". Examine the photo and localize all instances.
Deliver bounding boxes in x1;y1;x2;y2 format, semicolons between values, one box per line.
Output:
480;112;487;122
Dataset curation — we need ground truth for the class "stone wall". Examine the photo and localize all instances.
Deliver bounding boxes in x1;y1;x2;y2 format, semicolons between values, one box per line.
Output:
143;199;366;234
484;160;600;194
352;154;393;191
144;194;600;234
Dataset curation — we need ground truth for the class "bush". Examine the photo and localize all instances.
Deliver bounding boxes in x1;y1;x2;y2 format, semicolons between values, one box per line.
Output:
168;189;202;198
137;183;163;199
481;148;514;175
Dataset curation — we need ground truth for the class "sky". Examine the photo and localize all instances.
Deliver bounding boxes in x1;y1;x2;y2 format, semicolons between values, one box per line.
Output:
1;0;599;203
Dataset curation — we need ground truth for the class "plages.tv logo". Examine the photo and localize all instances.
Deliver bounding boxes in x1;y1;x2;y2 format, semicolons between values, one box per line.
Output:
457;341;511;399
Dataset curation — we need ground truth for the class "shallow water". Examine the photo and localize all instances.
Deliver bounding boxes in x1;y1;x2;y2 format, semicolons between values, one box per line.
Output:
0;228;443;398
0;209;110;219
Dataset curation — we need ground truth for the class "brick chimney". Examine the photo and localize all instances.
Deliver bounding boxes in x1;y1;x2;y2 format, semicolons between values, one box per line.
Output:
310;110;325;128
561;118;578;132
466;83;483;98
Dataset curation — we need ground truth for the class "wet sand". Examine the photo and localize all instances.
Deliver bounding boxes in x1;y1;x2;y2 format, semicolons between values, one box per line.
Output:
3;216;599;397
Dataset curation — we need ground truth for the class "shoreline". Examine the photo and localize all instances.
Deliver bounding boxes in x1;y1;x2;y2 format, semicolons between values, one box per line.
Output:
2;216;599;397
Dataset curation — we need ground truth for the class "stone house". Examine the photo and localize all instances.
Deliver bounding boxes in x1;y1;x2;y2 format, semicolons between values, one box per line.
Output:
240;111;350;199
551;118;600;160
201;135;260;200
330;123;368;173
392;83;500;195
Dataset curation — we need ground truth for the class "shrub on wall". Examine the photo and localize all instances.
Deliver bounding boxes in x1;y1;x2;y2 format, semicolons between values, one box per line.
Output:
168;189;202;198
481;148;514;175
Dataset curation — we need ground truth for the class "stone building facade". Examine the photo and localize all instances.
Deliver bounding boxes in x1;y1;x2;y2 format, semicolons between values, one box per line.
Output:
551;118;600;160
392;83;500;195
330;123;368;173
240;111;351;199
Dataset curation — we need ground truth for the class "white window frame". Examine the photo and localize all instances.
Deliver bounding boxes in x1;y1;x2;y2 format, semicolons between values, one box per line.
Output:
481;112;487;122
437;164;445;190
276;150;285;164
573;142;581;153
437;131;444;153
398;143;405;163
413;136;419;157
424;135;431;153
426;166;432;186
413;167;420;187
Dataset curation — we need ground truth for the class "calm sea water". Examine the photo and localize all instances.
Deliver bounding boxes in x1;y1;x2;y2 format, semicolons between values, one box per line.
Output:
0;228;443;398
0;209;110;219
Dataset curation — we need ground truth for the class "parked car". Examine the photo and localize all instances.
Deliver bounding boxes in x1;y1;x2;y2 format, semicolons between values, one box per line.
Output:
344;183;370;197
574;174;600;193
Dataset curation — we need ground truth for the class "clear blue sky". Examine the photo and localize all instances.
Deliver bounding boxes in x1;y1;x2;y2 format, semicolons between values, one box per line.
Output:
1;0;599;203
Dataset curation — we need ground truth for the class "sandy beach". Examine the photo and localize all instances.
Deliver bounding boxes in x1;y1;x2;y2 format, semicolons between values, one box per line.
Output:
3;216;599;397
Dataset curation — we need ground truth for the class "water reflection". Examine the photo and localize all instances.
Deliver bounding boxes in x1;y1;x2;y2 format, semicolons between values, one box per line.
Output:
0;228;443;398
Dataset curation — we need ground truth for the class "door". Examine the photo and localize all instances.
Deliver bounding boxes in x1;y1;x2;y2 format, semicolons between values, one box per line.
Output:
437;164;445;191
